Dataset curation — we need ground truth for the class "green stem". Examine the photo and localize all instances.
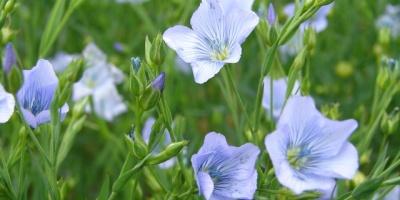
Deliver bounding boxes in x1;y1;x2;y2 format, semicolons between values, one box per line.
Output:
13;97;51;166
17;128;26;199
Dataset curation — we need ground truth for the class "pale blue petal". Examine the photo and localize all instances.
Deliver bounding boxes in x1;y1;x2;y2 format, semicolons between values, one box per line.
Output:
309;118;358;157
312;142;358;179
72;83;93;101
275;160;336;194
35;110;51;126
21;107;37;129
225;8;259;45
91;81;127;121
0;84;15;123
223;43;241;63
59;103;69;122
192;152;214;176
163;25;211;63
213;171;257;199
142;117;156;143
48;52;79;73
262;77;300;120
83;43;107;67
191;0;225;43
191;60;224;84
198;132;229;154
218;0;254;13
219;143;260;180
277;96;324;146
265;129;290;170
198;172;214;200
109;63;125;84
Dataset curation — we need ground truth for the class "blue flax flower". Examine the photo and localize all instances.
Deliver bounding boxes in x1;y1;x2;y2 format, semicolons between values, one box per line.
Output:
17;59;69;128
265;96;358;194
192;132;260;199
163;0;259;84
0;84;15;123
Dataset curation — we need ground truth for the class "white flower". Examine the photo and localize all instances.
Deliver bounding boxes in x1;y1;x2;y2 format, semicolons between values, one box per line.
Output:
163;0;259;83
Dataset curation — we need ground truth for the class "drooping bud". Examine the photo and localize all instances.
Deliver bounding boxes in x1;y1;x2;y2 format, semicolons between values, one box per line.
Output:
3;42;17;74
267;3;276;26
145;140;188;166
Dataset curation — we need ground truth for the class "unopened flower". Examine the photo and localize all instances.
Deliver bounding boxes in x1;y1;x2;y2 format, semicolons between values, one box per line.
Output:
17;59;69;128
265;96;358;194
3;42;17;74
163;0;259;83
262;77;299;120
152;72;165;92
0;84;15;123
267;3;276;25
192;132;260;199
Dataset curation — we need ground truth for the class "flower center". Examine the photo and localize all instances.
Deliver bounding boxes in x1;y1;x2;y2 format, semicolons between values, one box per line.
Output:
287;147;311;170
210;39;229;61
208;169;223;182
30;99;41;115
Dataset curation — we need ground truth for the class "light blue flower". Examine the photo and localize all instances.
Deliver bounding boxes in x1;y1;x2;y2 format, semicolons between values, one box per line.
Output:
262;76;300;120
376;4;400;37
17;59;69;129
192;132;260;199
0;84;15;123
163;0;259;84
265;96;358;194
72;43;126;121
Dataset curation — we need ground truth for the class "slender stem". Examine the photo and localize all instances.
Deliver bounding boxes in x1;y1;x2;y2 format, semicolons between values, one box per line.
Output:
18;128;26;199
224;67;256;144
218;75;244;144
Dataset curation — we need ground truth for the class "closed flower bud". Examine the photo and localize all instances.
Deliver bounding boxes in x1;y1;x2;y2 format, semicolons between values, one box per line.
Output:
377;57;398;90
315;0;334;7
133;140;149;159
378;27;391;47
55;81;72;108
149;33;166;66
303;27;317;52
335;61;354;78
172;167;185;188
4;0;15;14
6;64;23;93
130;73;143;97
381;109;399;135
131;57;141;73
3;42;17;74
139;72;165;111
62;58;85;83
267;3;276;26
145;140;188;166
